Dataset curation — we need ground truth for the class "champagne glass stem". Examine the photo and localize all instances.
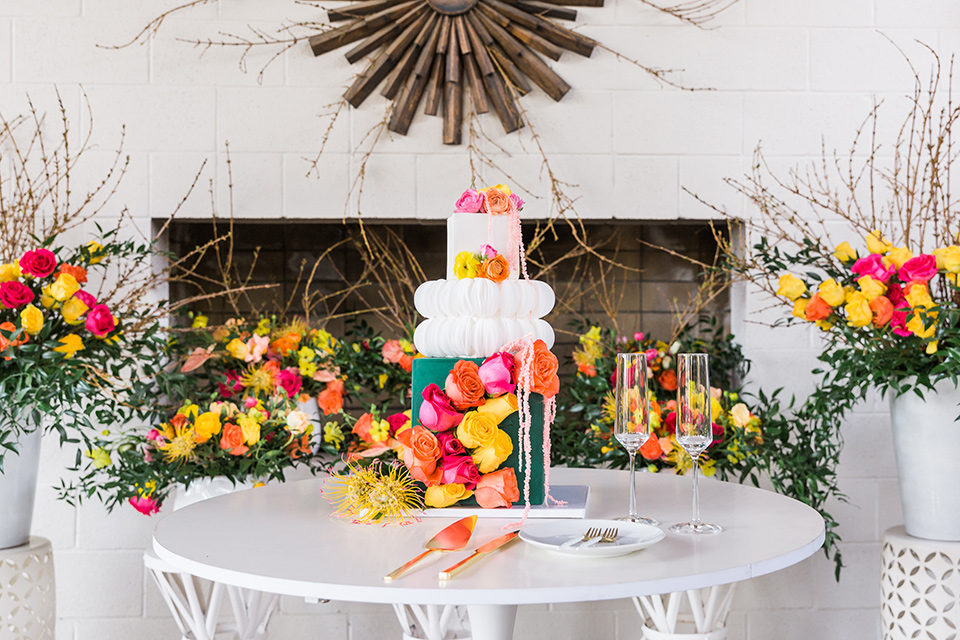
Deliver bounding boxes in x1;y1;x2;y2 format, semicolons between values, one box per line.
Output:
691;455;701;526
628;451;638;520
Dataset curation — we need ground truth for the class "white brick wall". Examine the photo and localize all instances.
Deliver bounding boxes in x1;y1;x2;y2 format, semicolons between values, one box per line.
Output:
3;0;956;637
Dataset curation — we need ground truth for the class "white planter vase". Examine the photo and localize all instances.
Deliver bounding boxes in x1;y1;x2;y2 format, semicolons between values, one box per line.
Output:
0;428;43;550
172;477;255;511
890;378;960;541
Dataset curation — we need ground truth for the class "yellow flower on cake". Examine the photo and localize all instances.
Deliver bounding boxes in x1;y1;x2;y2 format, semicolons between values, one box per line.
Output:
457;411;499;448
53;334;84;358
0;263;21;282
833;242;857;262
20;304;43;335
933;246;960;272
865;230;892;254
48;273;80;302
845;292;873;327
886;247;913;269
453;251;480;279
776;274;806;301
472;429;513;473
425;484;473;508
193;411;222;444
476;393;518;424
817;279;845;307
482;183;512;196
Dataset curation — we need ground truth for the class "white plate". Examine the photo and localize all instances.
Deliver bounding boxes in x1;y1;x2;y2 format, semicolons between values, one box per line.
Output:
519;519;665;558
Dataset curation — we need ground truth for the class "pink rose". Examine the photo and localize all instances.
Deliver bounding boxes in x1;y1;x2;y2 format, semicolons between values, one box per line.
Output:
851;254;896;283
509;193;524;211
74;290;97;307
436;430;467;457
474;468;520;508
382;339;404;364
386;412;409;434
480;244;498;259
218;370;244;398
244;396;259;409
440;455;481;490
898;254;938;284
419;384;464;431
634;332;645;341
454;189;486;213
129;495;160;516
277;367;302;398
0;281;35;309
85;304;116;337
644;348;659;363
885;283;913;336
478;352;516;396
19;248;58;278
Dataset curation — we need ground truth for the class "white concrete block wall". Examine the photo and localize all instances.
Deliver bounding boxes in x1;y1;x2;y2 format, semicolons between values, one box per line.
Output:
2;0;955;637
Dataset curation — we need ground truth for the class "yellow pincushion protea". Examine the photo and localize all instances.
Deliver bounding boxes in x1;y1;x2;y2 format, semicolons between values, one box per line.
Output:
324;461;423;525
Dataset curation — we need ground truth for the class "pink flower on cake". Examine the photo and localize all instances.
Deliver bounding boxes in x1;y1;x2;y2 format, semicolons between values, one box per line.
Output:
898;254;938;283
509;193;524;211
381;339;404;364
85;304;116;337
19;248;57;278
480;244;498;259
478;352;516;396
436;430;467;457
484;188;514;215
440;455;481;489
0;281;34;309
419;383;464;431
455;189;486;213
474;468;520;508
397;425;443;485
851;254;896;283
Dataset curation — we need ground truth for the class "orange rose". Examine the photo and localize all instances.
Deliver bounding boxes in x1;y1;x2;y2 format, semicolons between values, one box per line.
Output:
220;422;249;456
484;188;513;215
287;434;311;459
803;293;833;321
657;369;677;392
479;255;510;283
444;360;486;410
639;435;664;460
870;295;894;328
397;425;443;486
0;321;27;360
399;354;413;373
55;264;87;284
318;379;344;415
474;468;520;508
529;339;560;398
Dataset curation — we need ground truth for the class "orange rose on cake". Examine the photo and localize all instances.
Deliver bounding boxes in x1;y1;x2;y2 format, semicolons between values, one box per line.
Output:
444;360;486;410
397;425;442;485
529;339;560;398
474;468;520;508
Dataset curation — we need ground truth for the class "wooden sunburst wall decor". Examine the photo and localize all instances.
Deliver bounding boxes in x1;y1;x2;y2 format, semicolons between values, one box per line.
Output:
309;0;601;144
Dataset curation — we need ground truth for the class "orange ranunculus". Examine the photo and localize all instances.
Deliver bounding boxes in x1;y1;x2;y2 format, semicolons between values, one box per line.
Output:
220;422;248;456
271;332;301;357
479;254;510;283
870;295;894;328
193;411;222;444
474;468;520;508
318;379;344;415
396;425;443;486
484;188;513;215
399;354;413;373
658;369;677;392
803;293;833;321
639;435;664;461
444;360;486;410
529;339;560;398
55;264;88;284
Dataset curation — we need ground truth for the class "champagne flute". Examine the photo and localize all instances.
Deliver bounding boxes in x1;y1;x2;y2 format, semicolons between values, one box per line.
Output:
614;353;658;525
670;353;721;534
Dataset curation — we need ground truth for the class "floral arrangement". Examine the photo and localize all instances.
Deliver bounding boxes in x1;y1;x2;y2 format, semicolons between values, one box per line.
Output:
452;245;510;282
454;183;524;215
72;394;315;514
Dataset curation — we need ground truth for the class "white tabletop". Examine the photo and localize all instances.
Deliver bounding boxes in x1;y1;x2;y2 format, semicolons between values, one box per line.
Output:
153;467;824;606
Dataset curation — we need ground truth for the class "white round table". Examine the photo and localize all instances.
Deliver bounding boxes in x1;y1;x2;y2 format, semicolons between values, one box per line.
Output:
153;468;824;640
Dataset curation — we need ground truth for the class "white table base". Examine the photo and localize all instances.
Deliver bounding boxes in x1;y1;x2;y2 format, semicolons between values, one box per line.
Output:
634;584;737;640
0;536;55;640
144;550;279;640
391;603;517;640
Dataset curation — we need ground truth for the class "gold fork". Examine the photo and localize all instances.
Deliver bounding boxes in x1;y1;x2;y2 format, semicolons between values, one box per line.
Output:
561;527;601;548
598;528;619;544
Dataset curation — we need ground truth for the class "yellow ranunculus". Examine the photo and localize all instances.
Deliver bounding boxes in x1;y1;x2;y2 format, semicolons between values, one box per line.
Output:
192;314;209;329
0;263;21;282
818;279;845;307
885;247;913;269
926;340;939;355
845;292;873;328
456;411;499;449
792;298;809;319
424;483;473;508
866;230;892;254
254;318;271;336
776;274;806;301
20;304;43;335
476;393;518;425
905;283;934;309
238;414;261;446
225;338;248;360
85;447;112;469
61;295;90;325
48;273;80;302
933;246;960;273
194;411;223;444
472;429;514;473
453;250;480;279
856;275;887;302
833;242;857;262
53;334;84;358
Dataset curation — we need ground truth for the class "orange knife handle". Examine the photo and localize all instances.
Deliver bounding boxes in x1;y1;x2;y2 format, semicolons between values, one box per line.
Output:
438;551;483;580
384;548;437;582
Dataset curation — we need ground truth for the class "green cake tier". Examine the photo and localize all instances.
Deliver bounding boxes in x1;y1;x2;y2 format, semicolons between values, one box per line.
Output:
411;357;545;506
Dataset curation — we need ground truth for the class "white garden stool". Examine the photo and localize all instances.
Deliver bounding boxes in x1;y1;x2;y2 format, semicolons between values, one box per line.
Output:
0;536;55;640
633;584;738;640
144;549;279;640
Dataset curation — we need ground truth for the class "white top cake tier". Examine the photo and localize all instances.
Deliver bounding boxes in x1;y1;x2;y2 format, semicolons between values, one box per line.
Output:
446;211;518;280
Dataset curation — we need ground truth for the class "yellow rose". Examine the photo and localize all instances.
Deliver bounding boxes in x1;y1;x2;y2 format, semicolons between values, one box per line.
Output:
61;295;90;324
476;393;518;425
40;286;57;309
48;273;80;302
906;310;937;338
424;484;473;508
86;241;106;264
453;251;480;279
238;414;261;446
933;246;960;273
844;292;873;328
833;242;857;262
776;274;807;301
926;340;939;355
0;263;21;282
456;411;499;449
818;279;845;307
225;338;248;360
885;247;913;269
866;230;892;254
194;411;223;444
53;334;84;358
20;304;43;335
905;283;934;309
192;314;209;329
816;320;833;331
856;275;887;302
472;429;514;473
792;298;809;319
